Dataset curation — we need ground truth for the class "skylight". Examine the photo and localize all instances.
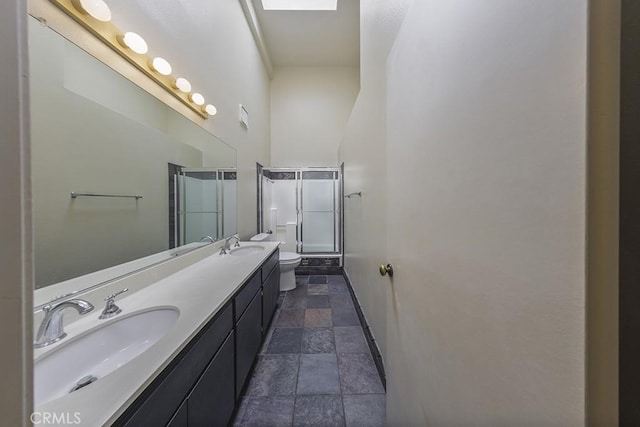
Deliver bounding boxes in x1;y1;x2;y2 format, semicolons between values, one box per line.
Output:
261;0;337;11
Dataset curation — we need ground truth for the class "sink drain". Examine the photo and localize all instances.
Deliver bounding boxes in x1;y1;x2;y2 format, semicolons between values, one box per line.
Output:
69;375;98;393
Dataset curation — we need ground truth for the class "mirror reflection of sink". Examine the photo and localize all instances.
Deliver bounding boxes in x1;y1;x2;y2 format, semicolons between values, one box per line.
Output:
35;307;179;407
229;245;265;257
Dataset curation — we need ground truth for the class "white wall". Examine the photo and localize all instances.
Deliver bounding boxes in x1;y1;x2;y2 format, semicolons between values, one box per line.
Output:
0;0;33;424
338;0;411;380
384;1;588;425
271;67;359;167
29;0;272;240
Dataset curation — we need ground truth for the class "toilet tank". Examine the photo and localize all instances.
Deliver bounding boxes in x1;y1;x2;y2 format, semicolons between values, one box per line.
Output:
250;233;271;242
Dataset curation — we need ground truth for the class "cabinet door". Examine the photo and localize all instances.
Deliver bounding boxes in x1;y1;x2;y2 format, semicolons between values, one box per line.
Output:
262;264;280;329
235;291;263;398
188;333;235;426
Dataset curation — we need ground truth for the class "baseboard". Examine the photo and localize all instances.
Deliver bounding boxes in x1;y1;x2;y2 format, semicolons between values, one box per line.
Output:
342;270;387;390
295;266;343;275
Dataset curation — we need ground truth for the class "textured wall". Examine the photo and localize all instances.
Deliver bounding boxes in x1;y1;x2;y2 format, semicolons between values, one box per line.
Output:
271;66;359;167
338;0;412;386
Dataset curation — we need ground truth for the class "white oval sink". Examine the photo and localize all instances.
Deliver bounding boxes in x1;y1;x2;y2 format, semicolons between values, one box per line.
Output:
35;307;179;407
229;245;265;257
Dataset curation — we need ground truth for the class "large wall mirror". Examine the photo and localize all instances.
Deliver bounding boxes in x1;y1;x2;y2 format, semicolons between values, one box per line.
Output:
30;17;237;297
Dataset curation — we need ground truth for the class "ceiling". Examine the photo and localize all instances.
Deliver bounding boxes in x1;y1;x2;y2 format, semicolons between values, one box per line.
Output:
251;0;360;68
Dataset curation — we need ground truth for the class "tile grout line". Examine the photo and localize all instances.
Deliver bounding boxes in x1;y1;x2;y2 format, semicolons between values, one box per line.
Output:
290;283;303;427
329;287;349;424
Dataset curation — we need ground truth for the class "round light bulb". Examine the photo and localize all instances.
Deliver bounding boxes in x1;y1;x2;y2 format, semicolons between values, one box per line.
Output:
204;104;217;116
118;32;148;54
174;77;192;93
190;93;205;106
150;57;172;76
72;0;112;22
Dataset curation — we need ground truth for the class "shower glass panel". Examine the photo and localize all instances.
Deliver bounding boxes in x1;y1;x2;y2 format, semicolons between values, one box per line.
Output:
180;169;219;244
300;171;340;253
258;166;342;256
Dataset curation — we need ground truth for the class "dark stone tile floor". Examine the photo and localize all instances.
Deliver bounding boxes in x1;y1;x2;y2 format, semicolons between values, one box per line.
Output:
234;274;385;427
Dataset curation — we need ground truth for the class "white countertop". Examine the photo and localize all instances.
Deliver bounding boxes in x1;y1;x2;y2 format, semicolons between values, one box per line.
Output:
34;241;279;426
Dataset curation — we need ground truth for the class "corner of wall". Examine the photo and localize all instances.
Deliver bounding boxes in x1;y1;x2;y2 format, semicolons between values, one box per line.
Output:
0;0;34;424
586;0;620;425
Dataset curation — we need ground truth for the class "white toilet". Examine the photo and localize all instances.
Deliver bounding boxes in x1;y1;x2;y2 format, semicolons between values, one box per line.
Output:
251;232;301;291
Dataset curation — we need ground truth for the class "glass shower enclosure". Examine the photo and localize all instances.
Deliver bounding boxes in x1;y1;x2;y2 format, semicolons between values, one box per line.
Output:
259;167;342;255
174;168;237;246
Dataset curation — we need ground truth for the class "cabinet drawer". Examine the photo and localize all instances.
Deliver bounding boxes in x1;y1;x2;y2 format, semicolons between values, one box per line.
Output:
234;271;261;322
117;304;233;427
261;249;279;283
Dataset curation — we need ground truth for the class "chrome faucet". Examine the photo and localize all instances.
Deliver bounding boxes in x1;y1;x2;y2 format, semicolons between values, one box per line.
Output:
34;299;94;348
200;235;215;243
219;235;241;255
99;288;128;319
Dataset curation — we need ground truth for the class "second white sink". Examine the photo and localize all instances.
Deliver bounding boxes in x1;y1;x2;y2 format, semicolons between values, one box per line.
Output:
35;307;179;407
229;245;265;257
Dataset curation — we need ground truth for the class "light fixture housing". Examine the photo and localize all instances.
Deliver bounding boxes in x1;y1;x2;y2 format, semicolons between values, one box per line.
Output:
118;32;148;54
190;93;205;106
71;0;112;22
149;57;172;76
204;104;217;116
50;0;208;118
174;78;192;93
261;0;337;11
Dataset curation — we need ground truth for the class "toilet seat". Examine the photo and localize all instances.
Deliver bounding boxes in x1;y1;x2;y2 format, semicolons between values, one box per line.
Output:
279;252;301;264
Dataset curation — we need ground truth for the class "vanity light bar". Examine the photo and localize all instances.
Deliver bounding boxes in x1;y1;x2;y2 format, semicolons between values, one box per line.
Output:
50;0;217;119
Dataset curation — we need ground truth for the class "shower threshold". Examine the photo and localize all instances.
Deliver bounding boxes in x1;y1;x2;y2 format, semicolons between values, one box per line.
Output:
295;254;343;275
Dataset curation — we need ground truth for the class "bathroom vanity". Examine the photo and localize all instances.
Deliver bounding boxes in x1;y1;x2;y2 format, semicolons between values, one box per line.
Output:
33;241;280;426
115;246;279;426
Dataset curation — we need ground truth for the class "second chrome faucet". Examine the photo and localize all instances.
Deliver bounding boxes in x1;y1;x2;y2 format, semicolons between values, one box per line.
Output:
219;236;241;255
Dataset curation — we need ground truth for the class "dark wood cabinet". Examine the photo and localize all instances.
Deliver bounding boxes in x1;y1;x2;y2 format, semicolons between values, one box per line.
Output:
262;264;280;331
117;306;233;427
235;291;263;398
115;248;280;427
167;400;188;427
188;333;235;426
235;271;261;321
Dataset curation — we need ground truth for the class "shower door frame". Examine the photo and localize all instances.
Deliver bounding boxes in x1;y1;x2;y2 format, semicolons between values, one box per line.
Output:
261;167;343;255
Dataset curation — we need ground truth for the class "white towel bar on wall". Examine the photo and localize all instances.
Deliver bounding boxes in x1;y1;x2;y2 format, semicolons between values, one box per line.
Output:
344;192;362;198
